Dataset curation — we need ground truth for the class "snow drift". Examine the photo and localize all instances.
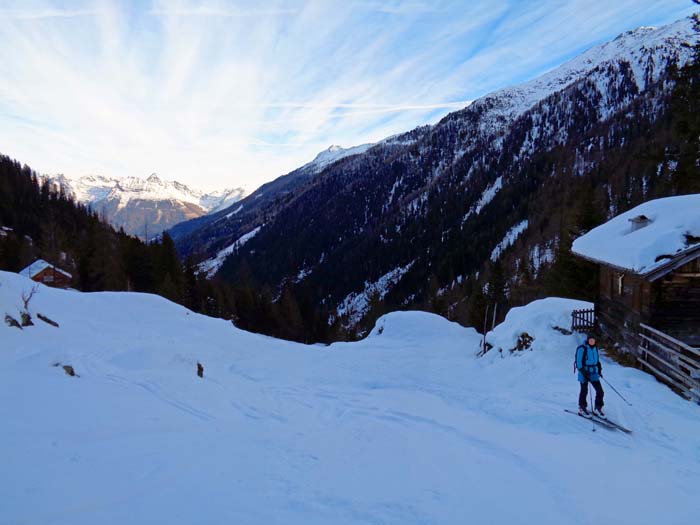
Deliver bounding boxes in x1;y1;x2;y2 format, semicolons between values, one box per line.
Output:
1;271;698;524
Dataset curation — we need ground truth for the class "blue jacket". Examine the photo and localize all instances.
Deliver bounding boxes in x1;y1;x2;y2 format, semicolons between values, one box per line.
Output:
576;342;601;383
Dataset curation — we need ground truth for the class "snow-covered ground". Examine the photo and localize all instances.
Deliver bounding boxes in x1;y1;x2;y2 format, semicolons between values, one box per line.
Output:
1;271;699;524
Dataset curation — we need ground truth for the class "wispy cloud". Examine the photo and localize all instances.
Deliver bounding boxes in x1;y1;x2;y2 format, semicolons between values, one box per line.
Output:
148;5;298;17
0;0;695;191
0;7;100;19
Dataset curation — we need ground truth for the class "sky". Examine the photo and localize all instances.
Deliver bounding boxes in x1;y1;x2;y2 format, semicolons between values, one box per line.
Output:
0;1;696;192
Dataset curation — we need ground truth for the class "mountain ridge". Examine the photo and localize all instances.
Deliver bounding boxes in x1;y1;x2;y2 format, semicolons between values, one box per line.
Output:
173;17;698;338
47;172;247;239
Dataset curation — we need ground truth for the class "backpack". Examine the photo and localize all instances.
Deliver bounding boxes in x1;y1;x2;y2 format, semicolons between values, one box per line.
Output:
573;344;588;374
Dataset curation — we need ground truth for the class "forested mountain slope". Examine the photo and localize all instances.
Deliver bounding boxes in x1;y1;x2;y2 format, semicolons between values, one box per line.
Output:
173;18;699;340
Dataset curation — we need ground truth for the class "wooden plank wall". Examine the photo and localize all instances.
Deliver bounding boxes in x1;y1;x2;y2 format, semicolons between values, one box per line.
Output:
650;259;700;346
597;267;649;355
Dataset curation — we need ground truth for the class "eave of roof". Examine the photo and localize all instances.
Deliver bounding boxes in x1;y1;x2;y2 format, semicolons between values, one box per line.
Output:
573;243;700;281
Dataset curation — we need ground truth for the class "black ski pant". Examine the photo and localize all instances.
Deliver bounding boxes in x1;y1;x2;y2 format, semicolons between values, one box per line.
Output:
579;380;604;409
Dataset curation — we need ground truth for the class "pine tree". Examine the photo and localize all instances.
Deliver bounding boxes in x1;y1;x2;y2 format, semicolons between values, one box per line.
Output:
153;233;184;302
278;285;304;340
488;260;506;312
668;2;700;193
468;286;489;333
183;258;201;311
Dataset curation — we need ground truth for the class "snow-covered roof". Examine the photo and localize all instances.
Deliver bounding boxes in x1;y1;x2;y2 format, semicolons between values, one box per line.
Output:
19;259;72;279
572;194;700;277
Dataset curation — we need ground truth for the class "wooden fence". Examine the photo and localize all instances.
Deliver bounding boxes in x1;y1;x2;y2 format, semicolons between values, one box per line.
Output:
638;323;700;402
571;308;596;333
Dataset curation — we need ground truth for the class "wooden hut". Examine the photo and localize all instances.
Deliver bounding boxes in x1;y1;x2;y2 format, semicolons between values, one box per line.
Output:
572;194;700;401
19;259;73;289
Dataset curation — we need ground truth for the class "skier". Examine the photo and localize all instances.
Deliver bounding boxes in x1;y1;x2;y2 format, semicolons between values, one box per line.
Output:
576;334;605;417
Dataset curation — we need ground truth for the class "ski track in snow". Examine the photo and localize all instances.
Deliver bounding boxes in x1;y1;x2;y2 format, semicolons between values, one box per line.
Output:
1;272;699;524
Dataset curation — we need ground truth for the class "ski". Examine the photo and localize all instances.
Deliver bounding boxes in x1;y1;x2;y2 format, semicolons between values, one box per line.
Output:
590;414;632;434
564;409;618;430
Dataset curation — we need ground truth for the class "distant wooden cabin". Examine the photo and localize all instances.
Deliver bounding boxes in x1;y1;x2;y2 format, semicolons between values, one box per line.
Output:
19;259;72;289
572;194;700;401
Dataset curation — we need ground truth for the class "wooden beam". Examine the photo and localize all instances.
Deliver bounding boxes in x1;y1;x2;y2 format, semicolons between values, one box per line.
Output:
643;244;700;282
641;346;700;390
638;347;700;392
637;355;699;401
638;334;700;371
639;323;700;358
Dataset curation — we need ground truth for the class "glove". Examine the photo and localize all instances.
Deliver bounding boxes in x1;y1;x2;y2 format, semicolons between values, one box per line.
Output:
597;362;602;375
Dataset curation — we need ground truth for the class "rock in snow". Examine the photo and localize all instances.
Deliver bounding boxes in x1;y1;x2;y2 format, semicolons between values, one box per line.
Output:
1;270;699;524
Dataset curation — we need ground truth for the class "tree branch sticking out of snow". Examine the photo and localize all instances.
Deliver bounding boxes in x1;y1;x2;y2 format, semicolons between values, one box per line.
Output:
37;313;59;327
4;314;21;329
21;285;38;312
20;285;38;327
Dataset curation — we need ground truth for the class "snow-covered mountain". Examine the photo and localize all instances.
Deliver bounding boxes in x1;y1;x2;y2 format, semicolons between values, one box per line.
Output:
172;17;697;334
169;142;376;242
459;20;692;143
2;270;698;524
48;173;246;239
302;143;374;173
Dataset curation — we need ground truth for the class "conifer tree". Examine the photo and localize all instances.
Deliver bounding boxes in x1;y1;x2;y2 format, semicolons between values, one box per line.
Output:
279;285;304;340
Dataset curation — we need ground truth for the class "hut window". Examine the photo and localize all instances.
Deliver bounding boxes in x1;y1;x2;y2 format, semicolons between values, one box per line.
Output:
617;273;625;295
43;274;54;283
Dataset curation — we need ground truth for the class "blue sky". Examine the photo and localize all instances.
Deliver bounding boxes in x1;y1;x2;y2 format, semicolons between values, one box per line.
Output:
0;0;696;191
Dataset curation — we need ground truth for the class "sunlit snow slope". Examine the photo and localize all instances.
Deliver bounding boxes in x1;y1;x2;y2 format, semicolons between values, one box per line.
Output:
1;271;698;524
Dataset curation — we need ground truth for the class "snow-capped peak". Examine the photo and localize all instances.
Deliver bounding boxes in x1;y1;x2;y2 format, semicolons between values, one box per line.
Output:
458;17;696;140
303;143;375;173
48;173;246;214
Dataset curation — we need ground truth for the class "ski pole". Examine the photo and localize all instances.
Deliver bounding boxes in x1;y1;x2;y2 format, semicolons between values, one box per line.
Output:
601;375;632;406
